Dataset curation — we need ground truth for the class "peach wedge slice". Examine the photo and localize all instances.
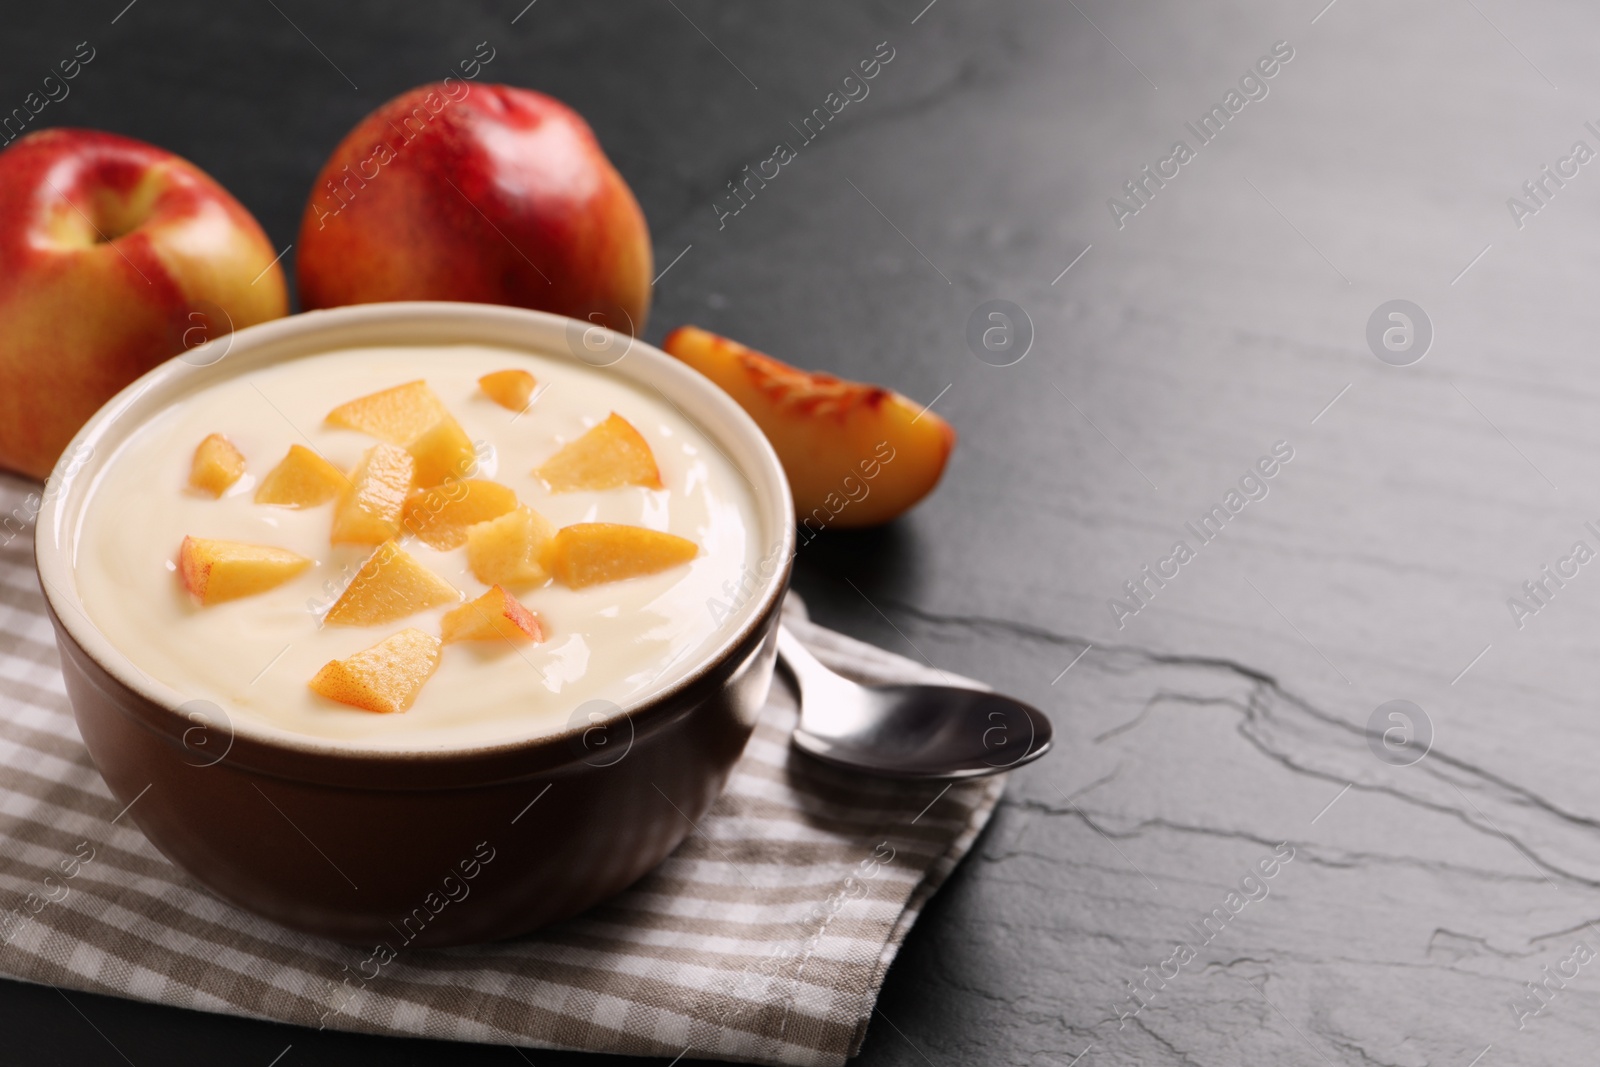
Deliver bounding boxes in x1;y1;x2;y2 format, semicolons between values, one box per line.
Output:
544;523;697;589
255;444;347;507
535;413;662;492
479;369;537;412
323;540;461;626
441;585;545;643
662;326;956;528
325;380;448;444
465;505;557;586
188;434;245;496
402;479;519;550
331;443;415;545
179;536;311;605
309;628;441;714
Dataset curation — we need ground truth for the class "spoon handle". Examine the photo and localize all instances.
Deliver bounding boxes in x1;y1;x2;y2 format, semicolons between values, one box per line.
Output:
774;624;846;698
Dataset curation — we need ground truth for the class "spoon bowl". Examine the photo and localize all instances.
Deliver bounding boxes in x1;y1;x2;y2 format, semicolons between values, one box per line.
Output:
777;626;1053;780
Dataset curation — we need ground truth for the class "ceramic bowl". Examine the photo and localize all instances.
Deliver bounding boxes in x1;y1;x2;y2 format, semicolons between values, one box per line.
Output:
34;301;794;946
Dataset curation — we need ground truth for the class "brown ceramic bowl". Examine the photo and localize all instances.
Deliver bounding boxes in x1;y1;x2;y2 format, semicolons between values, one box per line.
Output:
34;302;793;947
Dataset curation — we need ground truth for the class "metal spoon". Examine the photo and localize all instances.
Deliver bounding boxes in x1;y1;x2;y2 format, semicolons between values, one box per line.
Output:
775;625;1053;780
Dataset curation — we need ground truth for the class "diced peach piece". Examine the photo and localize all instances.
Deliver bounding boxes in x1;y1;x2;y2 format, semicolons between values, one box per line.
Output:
188;434;245;496
479;369;537;411
407;415;477;488
323;540;461;626
662;326;956;528
535;413;662;492
254;444;347;507
309;628;441;714
543;523;697;589
465;505;557;586
178;536;310;605
401;479;519;550
440;585;545;644
330;444;414;545
325;380;448;444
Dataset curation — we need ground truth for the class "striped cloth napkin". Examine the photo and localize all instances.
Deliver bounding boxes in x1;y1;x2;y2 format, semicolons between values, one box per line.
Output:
0;474;1003;1066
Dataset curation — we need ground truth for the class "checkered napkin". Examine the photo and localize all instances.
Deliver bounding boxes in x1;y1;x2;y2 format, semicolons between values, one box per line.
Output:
0;474;1003;1066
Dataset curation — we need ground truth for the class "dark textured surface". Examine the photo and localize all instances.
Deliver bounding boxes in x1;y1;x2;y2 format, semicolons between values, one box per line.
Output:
6;0;1600;1064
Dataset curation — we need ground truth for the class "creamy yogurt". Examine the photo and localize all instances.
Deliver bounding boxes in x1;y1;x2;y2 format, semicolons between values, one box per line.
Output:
73;344;761;750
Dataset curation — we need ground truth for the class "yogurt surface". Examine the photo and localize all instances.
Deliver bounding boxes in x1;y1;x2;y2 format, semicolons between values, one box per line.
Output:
73;344;762;750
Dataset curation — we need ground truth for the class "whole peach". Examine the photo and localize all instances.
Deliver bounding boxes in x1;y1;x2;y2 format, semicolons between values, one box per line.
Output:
0;129;287;479
297;82;652;333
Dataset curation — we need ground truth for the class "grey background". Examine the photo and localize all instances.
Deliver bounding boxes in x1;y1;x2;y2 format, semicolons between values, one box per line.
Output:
5;0;1599;1064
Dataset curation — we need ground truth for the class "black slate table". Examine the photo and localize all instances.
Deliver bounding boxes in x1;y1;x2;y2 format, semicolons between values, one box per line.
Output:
5;1;1598;1064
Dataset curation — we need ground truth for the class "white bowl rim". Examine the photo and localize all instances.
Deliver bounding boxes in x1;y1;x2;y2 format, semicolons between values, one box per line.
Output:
33;301;795;761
